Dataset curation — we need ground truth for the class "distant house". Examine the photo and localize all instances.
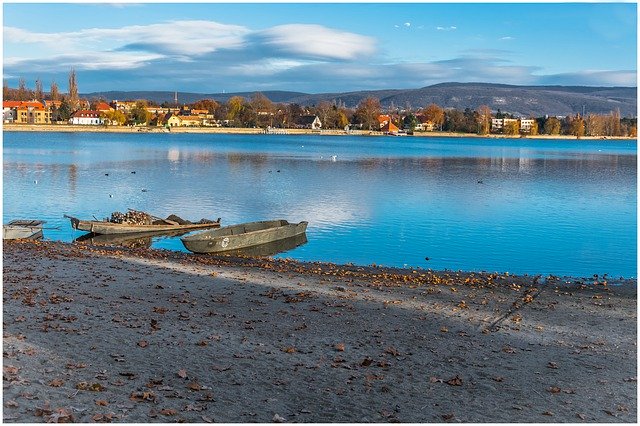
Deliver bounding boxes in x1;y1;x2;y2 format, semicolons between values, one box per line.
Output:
378;114;391;129
491;117;534;133
297;115;322;130
3;101;51;124
414;114;435;131
381;121;400;134
95;102;113;113
166;114;202;127
69;110;103;125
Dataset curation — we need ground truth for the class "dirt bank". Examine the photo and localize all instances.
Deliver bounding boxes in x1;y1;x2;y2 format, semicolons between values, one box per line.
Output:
3;241;636;422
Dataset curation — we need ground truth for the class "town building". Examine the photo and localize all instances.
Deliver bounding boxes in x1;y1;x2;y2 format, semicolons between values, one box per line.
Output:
69;110;103;125
3;101;52;124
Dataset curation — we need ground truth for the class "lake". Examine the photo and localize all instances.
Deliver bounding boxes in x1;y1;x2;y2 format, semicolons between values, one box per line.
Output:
3;131;637;278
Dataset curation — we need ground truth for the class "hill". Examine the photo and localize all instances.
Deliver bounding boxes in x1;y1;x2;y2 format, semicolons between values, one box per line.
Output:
83;83;637;117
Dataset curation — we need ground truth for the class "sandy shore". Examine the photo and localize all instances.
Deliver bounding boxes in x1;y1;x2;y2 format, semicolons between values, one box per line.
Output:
4;124;634;140
3;240;637;422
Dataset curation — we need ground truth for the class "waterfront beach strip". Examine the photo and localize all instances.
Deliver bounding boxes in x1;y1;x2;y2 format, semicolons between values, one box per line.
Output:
3;240;637;422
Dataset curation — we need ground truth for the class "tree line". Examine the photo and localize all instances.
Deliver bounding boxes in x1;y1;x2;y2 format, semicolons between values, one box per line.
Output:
4;73;636;137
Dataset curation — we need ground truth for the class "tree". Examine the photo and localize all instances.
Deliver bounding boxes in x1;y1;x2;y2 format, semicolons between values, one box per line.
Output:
50;81;59;101
68;68;79;110
129;100;151;125
192;99;219;114
57;99;72;121
422;103;445;130
17;77;30;101
477;105;492;135
568;115;585;138
543;117;561;135
503;120;520;135
354;97;381;130
34;79;44;101
3;80;10;100
402;113;418;132
103;109;126;126
226;96;245;124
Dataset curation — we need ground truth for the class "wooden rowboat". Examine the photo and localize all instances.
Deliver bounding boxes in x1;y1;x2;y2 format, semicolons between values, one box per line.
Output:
181;219;308;254
65;215;221;235
3;220;45;240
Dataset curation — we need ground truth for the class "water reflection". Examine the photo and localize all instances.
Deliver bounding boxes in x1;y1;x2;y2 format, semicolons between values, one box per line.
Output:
3;132;636;277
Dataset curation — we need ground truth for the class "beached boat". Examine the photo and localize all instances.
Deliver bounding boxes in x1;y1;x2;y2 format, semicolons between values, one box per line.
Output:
3;220;45;240
218;233;308;257
181;219;308;254
74;229;192;248
65;215;221;235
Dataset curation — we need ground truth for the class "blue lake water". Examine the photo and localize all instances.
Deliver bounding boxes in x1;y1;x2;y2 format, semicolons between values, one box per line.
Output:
3;131;637;278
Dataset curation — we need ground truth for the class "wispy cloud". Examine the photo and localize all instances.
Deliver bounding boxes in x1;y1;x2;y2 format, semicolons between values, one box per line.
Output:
436;26;457;31
500;36;515;41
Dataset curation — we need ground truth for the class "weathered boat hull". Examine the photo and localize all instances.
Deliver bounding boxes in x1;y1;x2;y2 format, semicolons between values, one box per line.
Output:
3;220;45;241
66;215;221;235
181;220;308;254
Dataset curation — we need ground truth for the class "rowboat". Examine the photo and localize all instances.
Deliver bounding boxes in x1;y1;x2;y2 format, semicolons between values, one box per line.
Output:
3;220;45;240
65;215;221;235
181;219;308;254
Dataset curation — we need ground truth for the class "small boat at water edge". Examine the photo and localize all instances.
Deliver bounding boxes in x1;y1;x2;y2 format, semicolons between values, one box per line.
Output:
3;220;45;240
65;214;221;235
181;219;308;254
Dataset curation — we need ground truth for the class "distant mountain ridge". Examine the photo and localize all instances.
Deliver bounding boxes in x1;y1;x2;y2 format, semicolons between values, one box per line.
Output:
83;83;637;117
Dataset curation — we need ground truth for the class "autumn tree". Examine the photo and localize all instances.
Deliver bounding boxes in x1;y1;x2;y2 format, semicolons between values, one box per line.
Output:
567;115;585;138
129;100;151;125
422;103;445;131
68;68;79;110
543;117;561;135
477;105;492;135
3;80;10;100
354;97;381;130
192;99;219;114
226;96;245;124
503;120;520;135
103;109;126;126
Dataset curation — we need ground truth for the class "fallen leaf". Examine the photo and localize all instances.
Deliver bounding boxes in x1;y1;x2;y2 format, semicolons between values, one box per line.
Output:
384;346;400;356
137;340;149;348
49;378;65;387
95;400;109;406
187;381;202;391
542;411;554;416
360;357;373;367
177;369;188;379
273;413;286;423
548;386;561;394
160;408;177;416
282;346;297;353
547;362;558;369
446;375;463;386
334;343;345;352
576;413;586;420
5;400;19;408
92;413;114;423
201;415;214;423
441;413;455;421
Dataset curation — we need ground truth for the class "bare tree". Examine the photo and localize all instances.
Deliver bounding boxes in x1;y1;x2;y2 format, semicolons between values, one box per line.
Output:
50;81;59;101
35;78;44;101
17;77;30;101
68;68;79;110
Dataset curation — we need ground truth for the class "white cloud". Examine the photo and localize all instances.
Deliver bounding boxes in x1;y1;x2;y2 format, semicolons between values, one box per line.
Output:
436;26;457;31
256;24;376;61
404;22;411;27
500;36;515;41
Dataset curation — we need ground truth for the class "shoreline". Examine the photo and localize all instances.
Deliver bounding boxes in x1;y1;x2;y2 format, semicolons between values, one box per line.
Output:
3;240;637;422
3;123;635;140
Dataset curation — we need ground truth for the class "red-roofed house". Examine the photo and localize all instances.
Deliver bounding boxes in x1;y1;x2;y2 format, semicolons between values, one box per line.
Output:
70;110;103;125
95;102;113;113
3;101;51;124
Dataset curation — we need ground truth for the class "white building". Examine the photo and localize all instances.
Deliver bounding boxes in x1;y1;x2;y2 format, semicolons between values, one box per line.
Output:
69;110;103;125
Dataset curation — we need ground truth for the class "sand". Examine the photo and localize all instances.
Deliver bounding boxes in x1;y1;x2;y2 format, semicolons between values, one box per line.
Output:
2;240;637;423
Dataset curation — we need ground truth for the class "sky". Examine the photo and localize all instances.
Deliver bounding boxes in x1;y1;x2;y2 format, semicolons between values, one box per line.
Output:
2;1;637;94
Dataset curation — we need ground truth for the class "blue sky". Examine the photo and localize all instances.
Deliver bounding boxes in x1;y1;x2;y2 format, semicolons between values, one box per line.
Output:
3;2;637;94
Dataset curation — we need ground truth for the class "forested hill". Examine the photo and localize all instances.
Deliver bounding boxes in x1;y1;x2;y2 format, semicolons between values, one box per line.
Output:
83;83;637;117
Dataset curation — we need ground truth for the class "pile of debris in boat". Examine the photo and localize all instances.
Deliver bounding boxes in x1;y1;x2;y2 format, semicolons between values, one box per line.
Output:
107;209;217;226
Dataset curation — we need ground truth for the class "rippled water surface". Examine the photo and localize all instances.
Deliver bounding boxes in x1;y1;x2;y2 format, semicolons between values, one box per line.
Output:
3;132;637;278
